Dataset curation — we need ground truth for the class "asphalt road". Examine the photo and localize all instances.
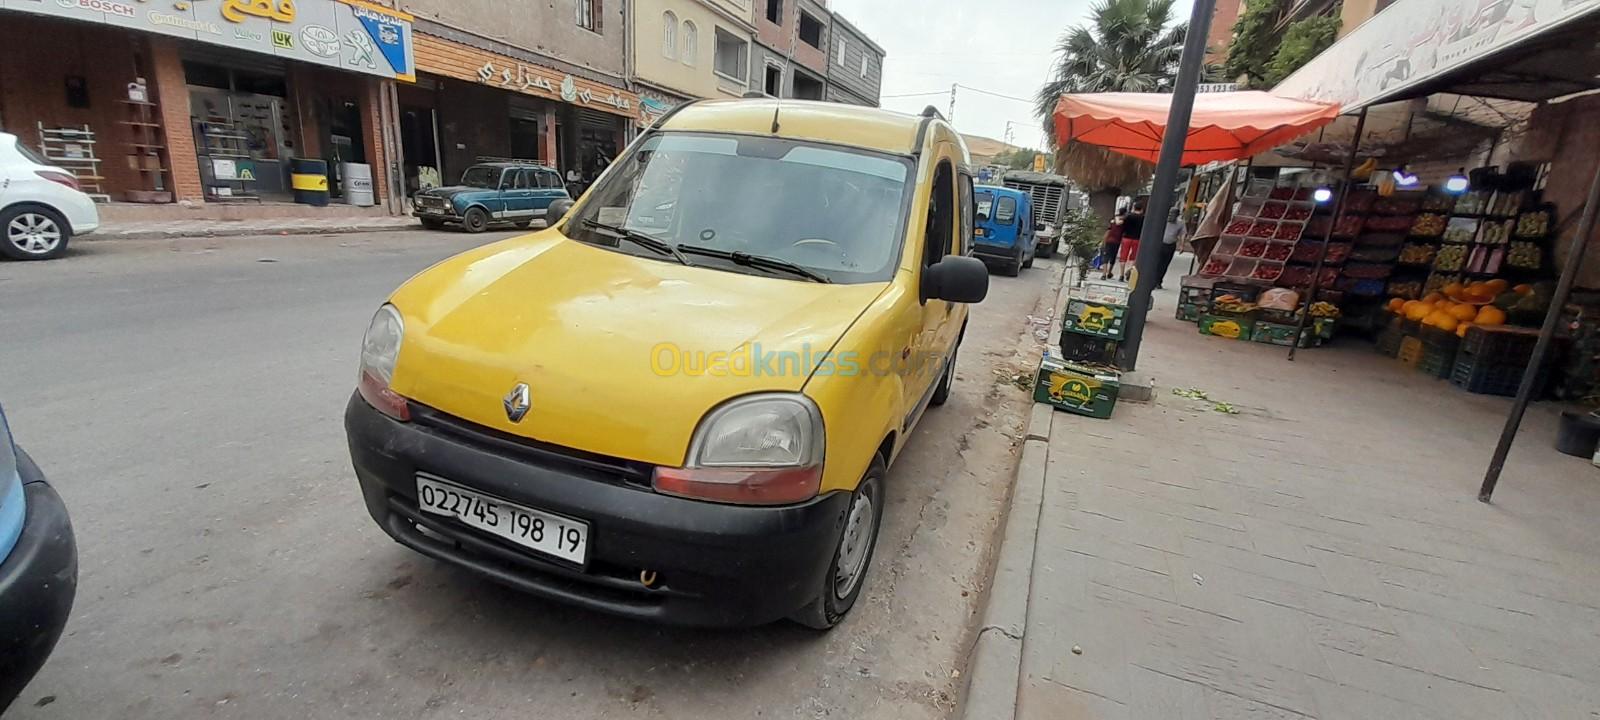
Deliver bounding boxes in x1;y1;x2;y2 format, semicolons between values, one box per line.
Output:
0;230;1062;720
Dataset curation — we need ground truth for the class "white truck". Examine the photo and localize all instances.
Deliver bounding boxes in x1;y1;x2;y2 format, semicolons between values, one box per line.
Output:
1001;170;1072;259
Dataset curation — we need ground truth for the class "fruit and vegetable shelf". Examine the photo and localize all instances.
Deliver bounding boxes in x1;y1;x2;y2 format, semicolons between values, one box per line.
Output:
1201;180;1321;284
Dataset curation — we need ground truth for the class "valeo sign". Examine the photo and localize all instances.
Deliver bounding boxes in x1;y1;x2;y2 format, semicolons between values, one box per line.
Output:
1;0;414;81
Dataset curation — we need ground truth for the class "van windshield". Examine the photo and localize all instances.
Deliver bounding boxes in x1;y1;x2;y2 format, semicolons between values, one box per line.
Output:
569;132;913;283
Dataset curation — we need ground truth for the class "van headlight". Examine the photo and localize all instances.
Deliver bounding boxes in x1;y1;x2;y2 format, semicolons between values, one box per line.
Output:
653;394;825;505
357;304;410;421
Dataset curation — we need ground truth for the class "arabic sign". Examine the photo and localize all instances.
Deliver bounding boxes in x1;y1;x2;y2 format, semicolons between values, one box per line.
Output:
1274;0;1600;110
413;33;640;119
0;0;414;81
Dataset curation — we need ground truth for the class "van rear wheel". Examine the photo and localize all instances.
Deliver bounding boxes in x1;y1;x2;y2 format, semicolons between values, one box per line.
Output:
790;457;885;630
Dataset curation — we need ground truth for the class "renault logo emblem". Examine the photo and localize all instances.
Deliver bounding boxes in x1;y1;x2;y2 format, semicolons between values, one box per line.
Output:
503;383;531;423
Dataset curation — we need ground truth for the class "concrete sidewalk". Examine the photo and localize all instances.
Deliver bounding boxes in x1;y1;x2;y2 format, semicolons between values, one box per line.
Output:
963;259;1600;719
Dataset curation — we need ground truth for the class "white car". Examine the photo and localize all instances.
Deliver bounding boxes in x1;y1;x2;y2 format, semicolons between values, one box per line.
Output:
0;132;99;260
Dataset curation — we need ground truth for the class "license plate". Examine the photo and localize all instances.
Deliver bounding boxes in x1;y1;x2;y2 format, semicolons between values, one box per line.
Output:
415;474;589;565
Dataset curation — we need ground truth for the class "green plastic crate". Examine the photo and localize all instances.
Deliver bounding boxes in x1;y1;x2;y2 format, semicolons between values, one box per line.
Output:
1062;299;1128;341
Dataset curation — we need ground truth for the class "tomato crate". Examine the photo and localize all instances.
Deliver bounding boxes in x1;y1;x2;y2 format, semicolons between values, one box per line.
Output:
1451;355;1551;397
1178;276;1216;306
1034;352;1120;419
1175;302;1202;323
1059;332;1120;365
1459;325;1541;364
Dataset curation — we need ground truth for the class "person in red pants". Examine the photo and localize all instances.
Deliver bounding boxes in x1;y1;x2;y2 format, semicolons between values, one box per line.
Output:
1116;198;1146;281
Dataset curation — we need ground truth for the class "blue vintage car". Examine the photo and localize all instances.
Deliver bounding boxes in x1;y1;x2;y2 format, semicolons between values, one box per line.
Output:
973;185;1035;276
413;162;571;233
0;403;77;711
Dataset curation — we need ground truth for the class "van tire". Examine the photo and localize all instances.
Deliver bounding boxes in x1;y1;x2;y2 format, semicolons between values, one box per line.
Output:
930;346;956;406
1022;254;1034;269
789;457;886;631
462;207;490;233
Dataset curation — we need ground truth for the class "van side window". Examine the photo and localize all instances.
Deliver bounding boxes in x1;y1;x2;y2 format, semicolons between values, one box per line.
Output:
924;161;954;268
957;173;974;257
540;171;559;189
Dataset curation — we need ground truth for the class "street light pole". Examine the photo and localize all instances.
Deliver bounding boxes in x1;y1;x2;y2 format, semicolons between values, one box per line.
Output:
1119;0;1218;370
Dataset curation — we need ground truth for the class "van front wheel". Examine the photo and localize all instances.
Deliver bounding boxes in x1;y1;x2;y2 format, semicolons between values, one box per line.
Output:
789;458;885;630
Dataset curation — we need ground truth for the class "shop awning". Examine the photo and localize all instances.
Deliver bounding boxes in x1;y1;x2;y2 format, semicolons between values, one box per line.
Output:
1052;91;1342;165
1274;0;1600;110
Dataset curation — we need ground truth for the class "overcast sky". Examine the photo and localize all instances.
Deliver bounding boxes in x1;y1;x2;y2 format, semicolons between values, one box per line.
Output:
830;0;1195;150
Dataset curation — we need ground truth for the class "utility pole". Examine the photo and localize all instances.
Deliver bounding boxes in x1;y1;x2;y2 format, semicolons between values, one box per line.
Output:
949;84;957;123
1118;0;1217;370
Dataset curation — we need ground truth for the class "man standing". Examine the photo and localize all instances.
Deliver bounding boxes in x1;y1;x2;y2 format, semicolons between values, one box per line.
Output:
1157;206;1184;288
1116;198;1146;281
565;166;585;198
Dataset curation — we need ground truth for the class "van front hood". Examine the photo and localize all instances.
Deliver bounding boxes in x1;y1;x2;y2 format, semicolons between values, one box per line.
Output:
387;233;886;467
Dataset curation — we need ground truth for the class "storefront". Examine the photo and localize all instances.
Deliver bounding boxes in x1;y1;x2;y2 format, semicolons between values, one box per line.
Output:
0;0;413;204
402;30;639;193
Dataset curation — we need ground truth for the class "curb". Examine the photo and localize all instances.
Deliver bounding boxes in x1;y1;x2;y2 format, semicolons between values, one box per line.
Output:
957;261;1074;720
88;223;422;241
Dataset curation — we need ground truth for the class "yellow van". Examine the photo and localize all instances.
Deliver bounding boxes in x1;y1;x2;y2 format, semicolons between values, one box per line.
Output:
345;99;988;629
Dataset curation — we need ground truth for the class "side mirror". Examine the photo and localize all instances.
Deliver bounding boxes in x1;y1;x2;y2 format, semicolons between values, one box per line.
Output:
922;255;989;304
547;198;575;224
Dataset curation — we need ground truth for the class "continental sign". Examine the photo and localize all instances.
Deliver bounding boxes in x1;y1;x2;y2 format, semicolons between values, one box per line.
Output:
414;33;640;120
0;0;415;81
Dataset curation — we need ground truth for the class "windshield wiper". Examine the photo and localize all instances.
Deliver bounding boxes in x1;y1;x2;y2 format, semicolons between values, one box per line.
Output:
581;219;690;265
676;244;832;283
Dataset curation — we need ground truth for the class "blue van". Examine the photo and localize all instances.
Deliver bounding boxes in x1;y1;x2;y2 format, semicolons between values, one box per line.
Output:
973;185;1035;276
0;404;76;711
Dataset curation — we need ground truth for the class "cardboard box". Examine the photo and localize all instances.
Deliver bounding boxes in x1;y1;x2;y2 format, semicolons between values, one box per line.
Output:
1034;353;1120;419
1062;298;1128;340
1250;321;1317;347
1176;302;1202;322
1198;314;1254;340
1079;280;1131;305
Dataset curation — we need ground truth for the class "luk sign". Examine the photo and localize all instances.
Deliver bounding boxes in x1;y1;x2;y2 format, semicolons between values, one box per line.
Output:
0;0;415;81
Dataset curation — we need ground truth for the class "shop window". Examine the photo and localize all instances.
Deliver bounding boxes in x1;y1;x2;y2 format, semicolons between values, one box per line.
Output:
681;21;698;66
714;28;748;82
576;0;599;33
764;64;783;97
183;61;231;90
662;12;677;59
798;11;822;48
765;0;781;24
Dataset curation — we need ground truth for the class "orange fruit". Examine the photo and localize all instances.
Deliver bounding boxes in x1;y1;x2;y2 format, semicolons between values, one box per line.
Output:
1387;298;1406;313
1442;282;1465;299
1424;310;1453;328
1485;279;1509;293
1456;321;1474;338
1448;303;1478;321
1406;303;1433;321
1475;305;1507;326
1423;292;1445;304
1436;315;1460;332
1514;283;1534;295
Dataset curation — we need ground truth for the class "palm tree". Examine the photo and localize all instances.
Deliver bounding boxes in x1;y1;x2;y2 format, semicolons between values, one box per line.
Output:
1035;0;1187;224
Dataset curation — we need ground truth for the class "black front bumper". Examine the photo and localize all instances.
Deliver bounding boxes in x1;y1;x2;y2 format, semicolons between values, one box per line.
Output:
412;209;456;222
973;243;1022;262
344;394;850;627
0;452;78;711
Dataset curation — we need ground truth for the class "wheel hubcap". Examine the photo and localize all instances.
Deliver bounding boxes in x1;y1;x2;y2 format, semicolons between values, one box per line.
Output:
833;485;877;599
6;213;62;254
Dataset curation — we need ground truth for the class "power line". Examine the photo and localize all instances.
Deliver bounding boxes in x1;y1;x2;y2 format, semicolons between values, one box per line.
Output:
955;84;1036;104
878;89;951;99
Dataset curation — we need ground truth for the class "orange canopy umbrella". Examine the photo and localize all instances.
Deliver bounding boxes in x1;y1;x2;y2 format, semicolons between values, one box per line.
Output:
1053;91;1341;165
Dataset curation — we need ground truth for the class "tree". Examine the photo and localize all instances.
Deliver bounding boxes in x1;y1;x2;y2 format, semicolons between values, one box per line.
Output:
1035;0;1186;225
993;147;1052;170
1223;0;1286;87
1265;15;1340;84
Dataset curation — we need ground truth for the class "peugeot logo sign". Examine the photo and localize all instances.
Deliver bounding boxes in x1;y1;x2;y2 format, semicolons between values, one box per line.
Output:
503;383;531;423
